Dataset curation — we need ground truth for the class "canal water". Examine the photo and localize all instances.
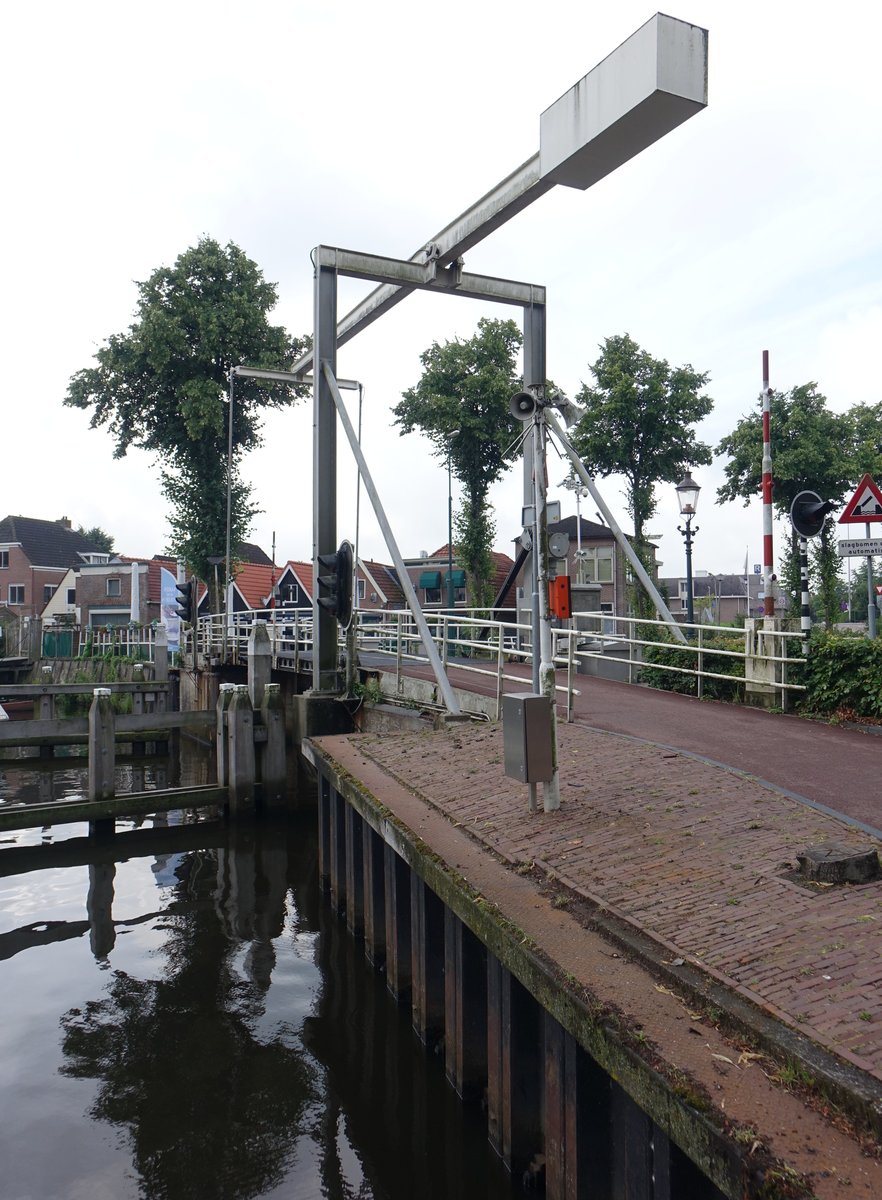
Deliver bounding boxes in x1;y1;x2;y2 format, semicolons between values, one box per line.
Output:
0;743;526;1199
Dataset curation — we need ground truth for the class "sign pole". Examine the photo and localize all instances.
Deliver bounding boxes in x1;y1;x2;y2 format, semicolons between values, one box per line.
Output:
866;521;877;639
799;535;811;651
761;350;775;617
837;473;882;639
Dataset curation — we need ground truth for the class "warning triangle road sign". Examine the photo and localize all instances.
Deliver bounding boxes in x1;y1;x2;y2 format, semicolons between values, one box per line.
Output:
839;474;882;524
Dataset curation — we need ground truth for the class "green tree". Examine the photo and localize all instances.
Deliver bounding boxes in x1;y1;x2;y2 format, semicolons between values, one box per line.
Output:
845;559;881;622
393;318;525;606
76;525;115;554
570;333;712;612
65;238;308;584
715;383;853;626
843;402;882;479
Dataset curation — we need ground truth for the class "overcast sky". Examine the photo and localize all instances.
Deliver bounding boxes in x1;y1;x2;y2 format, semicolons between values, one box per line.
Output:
4;1;881;580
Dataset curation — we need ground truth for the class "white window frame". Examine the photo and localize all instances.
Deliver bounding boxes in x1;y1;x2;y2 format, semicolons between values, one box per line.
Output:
106;577;121;597
0;550;8;569
8;585;25;605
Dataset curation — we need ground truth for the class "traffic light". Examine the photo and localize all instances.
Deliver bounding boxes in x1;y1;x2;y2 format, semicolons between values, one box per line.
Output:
790;491;835;539
317;540;354;629
175;578;196;624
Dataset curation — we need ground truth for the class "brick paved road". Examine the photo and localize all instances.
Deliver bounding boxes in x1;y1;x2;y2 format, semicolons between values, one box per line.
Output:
348;718;882;1082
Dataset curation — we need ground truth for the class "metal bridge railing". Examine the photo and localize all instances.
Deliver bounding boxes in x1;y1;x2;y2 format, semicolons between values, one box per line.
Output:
192;606;807;717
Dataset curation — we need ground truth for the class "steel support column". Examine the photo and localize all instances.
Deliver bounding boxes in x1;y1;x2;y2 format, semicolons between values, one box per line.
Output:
313;262;339;692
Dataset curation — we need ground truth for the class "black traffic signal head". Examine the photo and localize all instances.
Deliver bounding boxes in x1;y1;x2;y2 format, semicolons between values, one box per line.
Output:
175;578;196;624
790;491;835;539
316;540;354;629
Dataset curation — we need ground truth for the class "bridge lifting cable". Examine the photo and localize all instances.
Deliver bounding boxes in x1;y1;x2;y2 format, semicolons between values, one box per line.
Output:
321;361;462;714
544;409;688;645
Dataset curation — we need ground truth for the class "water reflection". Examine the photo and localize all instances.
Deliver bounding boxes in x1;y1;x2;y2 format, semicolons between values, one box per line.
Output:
0;729;218;809
1;749;521;1199
59;824;314;1199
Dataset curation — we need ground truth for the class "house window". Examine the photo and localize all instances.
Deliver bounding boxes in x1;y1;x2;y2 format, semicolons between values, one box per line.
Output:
419;570;442;605
43;584;55;604
0;550;7;569
67;588;76;605
107;578;121;597
600;601;615;635
282;583;299;605
8;585;24;605
596;552;613;583
357;579;365;601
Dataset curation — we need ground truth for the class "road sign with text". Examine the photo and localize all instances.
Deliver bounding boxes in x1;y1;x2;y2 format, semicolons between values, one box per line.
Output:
837;539;882;557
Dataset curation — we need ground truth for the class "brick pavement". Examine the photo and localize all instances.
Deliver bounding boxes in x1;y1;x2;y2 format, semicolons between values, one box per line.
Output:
347;719;882;1081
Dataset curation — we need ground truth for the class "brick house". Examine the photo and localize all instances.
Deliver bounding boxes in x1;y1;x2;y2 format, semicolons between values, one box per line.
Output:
512;516;659;622
0;515;109;620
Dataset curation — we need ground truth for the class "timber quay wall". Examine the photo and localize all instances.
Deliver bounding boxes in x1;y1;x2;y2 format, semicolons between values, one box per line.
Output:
304;723;882;1200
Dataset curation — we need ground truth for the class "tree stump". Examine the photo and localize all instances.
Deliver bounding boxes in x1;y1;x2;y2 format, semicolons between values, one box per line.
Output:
797;841;880;884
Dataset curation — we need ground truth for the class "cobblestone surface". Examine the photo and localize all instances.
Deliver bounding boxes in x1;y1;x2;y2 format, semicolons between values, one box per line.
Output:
350;719;882;1079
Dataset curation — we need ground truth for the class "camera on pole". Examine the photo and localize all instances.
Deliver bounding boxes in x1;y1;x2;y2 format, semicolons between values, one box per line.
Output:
175;578;196;624
317;539;354;629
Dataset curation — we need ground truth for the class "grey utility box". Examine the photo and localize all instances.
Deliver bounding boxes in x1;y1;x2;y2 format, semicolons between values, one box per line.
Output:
503;692;553;783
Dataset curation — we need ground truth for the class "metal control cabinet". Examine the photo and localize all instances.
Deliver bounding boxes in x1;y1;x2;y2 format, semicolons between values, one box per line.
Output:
503;692;553;783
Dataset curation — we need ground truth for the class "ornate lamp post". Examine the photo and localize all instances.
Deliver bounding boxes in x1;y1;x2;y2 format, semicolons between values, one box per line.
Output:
676;472;701;634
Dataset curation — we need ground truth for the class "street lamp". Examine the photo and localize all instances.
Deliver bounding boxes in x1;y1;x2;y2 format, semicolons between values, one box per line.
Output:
224;367;235;620
445;430;460;609
676;471;701;634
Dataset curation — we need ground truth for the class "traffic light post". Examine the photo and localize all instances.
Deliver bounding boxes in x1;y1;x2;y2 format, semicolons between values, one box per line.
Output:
175;578;196;625
317;540;354;630
790;490;835;652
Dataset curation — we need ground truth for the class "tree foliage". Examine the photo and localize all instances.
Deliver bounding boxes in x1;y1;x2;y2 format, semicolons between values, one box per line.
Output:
715;383;856;627
570;334;712;613
65;238;308;582
393;318;525;605
571;334;712;541
76;525;115;554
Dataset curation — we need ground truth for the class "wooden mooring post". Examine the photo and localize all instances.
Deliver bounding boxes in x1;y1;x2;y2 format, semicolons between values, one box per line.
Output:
88;688;115;837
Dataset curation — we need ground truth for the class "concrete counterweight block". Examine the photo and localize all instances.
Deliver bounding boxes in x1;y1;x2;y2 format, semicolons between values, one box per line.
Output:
247;620;272;711
227;684;256;814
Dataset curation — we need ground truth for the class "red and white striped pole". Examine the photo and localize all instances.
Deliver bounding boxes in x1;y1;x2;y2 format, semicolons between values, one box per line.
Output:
761;350;775;616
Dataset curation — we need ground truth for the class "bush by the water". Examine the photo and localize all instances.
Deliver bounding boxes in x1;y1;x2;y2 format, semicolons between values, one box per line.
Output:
639;625;881;723
799;630;882;721
639;632;745;701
